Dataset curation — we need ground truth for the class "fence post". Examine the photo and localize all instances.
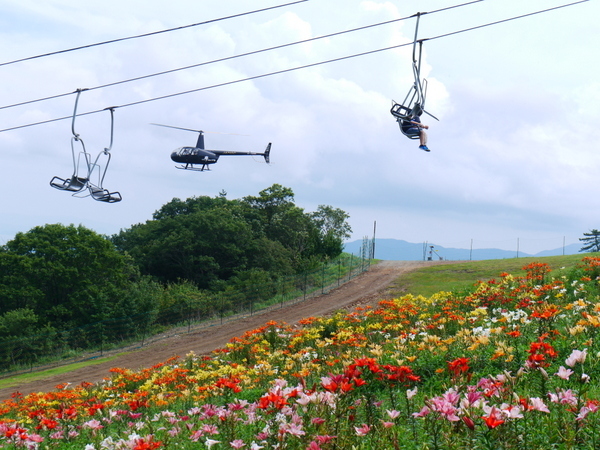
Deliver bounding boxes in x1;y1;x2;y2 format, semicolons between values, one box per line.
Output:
303;272;307;301
220;294;224;325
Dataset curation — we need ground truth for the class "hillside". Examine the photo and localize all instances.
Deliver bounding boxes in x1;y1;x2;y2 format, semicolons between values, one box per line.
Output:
344;238;581;261
3;260;446;401
3;254;600;449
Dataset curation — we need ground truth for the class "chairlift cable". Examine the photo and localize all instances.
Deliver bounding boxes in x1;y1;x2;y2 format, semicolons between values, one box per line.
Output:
0;0;588;134
424;0;589;43
0;0;484;112
0;0;308;68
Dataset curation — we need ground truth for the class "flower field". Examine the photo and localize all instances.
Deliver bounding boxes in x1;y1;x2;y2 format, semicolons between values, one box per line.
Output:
1;257;600;449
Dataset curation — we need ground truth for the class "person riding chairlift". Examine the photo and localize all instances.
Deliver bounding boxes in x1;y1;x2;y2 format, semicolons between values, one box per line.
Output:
401;106;430;152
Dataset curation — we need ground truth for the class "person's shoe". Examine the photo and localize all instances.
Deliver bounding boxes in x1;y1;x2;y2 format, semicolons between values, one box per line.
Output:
419;145;430;152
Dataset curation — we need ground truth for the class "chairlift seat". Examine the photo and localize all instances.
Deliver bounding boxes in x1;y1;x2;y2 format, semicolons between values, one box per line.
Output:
399;121;420;140
89;185;122;203
50;175;88;192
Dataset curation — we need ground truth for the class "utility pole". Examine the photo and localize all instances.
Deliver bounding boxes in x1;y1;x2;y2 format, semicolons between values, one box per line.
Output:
371;221;376;259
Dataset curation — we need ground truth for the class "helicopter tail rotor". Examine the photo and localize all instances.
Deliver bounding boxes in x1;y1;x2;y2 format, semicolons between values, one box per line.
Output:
263;143;272;164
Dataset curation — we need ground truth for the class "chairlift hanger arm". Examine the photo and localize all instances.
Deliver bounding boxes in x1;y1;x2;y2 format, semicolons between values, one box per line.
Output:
71;88;88;139
104;106;116;152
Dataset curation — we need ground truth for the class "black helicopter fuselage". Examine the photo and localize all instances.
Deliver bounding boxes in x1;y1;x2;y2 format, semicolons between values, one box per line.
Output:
170;143;271;171
171;147;219;166
156;124;271;171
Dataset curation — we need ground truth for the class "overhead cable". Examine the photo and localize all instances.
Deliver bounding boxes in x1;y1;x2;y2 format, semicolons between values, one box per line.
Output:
0;0;484;111
0;0;588;134
424;0;589;43
0;0;308;68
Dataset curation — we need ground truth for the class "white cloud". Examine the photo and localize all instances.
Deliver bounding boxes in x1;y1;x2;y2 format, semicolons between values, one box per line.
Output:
0;0;598;256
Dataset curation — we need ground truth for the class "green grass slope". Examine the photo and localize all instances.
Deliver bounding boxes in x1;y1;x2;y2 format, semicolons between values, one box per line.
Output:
392;253;599;298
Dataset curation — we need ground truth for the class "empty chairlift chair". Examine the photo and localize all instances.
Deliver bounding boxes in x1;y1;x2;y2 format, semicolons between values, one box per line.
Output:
86;107;122;203
50;89;92;192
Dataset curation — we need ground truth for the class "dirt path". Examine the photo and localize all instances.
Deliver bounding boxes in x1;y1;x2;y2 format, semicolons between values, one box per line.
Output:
2;260;451;400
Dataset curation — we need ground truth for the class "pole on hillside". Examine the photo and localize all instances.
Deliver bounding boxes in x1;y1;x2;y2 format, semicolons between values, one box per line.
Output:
371;221;376;260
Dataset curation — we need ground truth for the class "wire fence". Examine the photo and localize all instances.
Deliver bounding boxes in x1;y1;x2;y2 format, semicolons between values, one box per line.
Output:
0;251;373;378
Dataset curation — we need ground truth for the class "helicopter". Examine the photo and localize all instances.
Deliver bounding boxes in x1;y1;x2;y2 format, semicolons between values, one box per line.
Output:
152;124;271;171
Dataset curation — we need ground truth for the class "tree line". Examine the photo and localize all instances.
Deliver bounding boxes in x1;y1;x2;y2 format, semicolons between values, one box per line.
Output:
0;184;352;368
580;229;600;253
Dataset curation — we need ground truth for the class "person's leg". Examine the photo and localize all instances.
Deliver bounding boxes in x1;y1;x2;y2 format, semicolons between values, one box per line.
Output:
420;130;428;146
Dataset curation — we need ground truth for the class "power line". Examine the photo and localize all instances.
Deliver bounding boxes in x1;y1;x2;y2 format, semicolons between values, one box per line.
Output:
0;40;418;133
0;0;308;68
0;0;588;134
0;0;484;112
424;0;589;43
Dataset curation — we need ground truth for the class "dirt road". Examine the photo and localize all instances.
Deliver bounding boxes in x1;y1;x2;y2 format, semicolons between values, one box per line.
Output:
2;260;449;400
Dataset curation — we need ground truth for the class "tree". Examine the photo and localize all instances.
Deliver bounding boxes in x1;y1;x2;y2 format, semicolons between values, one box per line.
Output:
114;185;353;287
310;205;353;258
1;224;137;329
242;185;346;265
114;199;257;288
242;184;295;226
580;229;600;253
0;308;55;366
0;252;44;314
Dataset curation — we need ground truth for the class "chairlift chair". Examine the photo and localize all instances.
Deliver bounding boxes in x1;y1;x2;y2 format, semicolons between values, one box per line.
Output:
87;151;122;203
49;137;92;191
390;12;438;135
86;107;122;203
50;89;92;192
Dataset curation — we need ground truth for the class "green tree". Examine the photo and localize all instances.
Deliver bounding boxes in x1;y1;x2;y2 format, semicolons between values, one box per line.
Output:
0;252;43;314
113;199;256;288
580;229;600;253
0;308;55;367
310;205;352;258
2;224;136;329
113;185;352;288
242;184;324;266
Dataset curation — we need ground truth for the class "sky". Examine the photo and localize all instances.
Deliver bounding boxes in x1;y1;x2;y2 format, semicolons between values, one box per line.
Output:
0;0;598;256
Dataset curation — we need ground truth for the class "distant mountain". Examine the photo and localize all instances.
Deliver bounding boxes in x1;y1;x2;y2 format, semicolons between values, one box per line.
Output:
343;238;582;261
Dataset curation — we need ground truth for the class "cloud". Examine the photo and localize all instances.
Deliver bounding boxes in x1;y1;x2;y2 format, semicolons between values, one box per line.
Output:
0;0;598;256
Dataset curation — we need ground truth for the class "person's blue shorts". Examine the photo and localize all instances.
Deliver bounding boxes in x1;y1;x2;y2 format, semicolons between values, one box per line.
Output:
404;127;420;136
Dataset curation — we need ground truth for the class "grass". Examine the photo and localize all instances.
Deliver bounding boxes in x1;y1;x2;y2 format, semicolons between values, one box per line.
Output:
0;354;121;390
392;252;599;298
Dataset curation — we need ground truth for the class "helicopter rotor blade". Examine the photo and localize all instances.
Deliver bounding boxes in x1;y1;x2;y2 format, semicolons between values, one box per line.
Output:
150;123;249;136
151;123;203;133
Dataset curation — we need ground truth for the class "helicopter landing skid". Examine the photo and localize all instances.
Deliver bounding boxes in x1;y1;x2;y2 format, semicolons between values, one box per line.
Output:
176;165;210;171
